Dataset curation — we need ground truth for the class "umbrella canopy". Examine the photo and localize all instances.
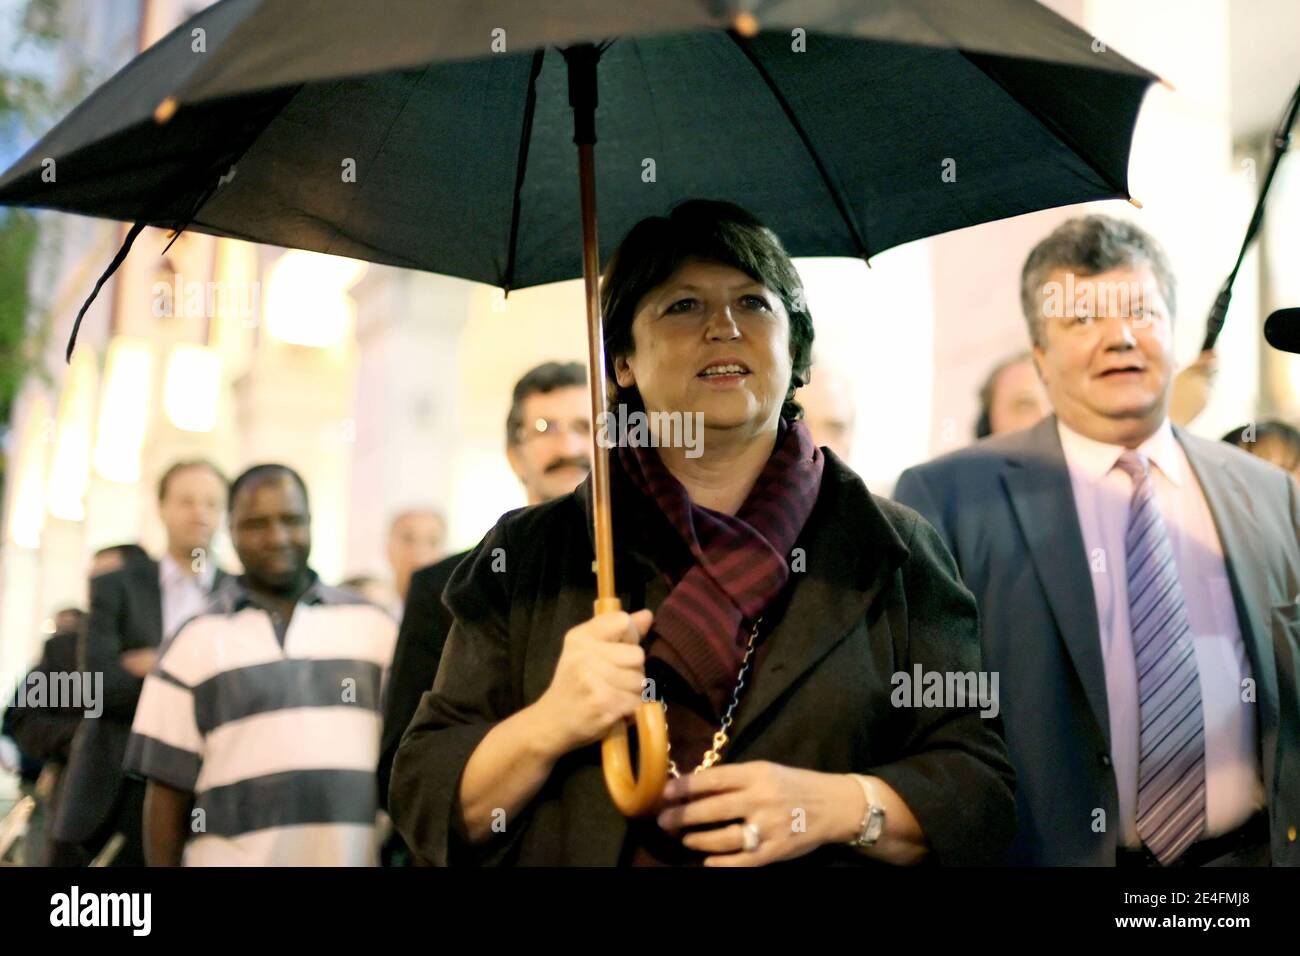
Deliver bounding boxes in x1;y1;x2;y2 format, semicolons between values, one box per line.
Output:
0;0;1156;292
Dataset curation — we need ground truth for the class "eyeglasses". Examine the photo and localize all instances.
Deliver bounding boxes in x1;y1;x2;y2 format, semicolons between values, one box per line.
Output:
518;417;592;442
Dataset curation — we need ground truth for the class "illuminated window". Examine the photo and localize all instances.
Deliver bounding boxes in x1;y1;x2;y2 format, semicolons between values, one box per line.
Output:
47;349;99;520
93;338;154;483
263;251;367;348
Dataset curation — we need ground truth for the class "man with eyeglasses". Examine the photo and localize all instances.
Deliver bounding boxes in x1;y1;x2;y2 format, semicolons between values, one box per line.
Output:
377;361;591;863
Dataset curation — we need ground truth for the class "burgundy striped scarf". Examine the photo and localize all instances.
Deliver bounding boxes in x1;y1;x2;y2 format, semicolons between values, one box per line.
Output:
617;418;825;715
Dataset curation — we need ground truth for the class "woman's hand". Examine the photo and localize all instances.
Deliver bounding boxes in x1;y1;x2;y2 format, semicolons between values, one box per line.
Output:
531;609;654;757
656;761;927;866
655;761;855;865
457;608;654;846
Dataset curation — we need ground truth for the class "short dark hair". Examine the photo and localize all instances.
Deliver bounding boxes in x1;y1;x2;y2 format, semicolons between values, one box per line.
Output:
506;361;588;447
157;459;227;503
228;464;310;513
599;199;814;421
975;351;1034;439
1222;420;1300;472
1020;215;1176;348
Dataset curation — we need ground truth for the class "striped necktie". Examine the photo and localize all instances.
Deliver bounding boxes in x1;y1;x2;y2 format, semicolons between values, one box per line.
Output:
1115;450;1206;865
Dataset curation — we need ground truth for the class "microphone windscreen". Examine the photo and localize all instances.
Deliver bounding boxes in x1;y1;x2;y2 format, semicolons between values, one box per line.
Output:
1264;307;1300;354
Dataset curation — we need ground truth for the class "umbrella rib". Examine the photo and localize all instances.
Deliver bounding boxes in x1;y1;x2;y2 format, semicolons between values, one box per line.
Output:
503;50;546;295
725;30;870;261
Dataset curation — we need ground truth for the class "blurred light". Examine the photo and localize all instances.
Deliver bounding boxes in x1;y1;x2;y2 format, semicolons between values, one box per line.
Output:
47;349;99;520
264;251;367;347
93;338;154;483
1266;153;1300;307
163;344;220;432
211;239;259;371
8;394;53;548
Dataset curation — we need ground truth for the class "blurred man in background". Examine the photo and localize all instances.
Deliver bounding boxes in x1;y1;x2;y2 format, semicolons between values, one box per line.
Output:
975;351;1050;439
378;361;591;863
128;464;396;865
53;460;227;866
797;360;857;462
386;508;448;609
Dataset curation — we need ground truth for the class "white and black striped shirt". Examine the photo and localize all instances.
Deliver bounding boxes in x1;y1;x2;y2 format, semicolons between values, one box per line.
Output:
125;572;397;866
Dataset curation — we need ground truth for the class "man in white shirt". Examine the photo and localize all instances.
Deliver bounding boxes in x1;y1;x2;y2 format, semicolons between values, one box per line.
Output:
53;460;227;866
896;215;1300;866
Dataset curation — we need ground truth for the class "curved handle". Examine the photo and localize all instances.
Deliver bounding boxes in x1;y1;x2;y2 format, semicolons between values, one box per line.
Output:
601;702;670;817
593;596;668;816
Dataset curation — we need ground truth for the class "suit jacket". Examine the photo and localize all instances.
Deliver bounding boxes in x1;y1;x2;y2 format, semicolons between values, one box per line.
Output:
378;549;469;811
894;415;1300;865
391;451;1017;866
54;559;226;843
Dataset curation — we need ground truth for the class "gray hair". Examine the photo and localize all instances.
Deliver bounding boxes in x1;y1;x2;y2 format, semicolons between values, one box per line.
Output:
1019;215;1176;348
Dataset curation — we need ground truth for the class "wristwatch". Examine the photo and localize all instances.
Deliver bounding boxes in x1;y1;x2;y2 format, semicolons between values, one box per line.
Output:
847;774;886;848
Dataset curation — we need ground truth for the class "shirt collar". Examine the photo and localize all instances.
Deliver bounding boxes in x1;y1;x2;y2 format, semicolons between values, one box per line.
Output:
1056;416;1184;487
159;552;217;591
226;568;327;613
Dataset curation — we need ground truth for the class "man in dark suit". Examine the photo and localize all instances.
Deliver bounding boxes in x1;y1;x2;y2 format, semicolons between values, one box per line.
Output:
53;460;227;866
378;362;592;862
895;215;1300;866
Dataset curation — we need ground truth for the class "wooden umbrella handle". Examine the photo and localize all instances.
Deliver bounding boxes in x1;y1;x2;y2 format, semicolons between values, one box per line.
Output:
602;701;670;817
594;595;669;817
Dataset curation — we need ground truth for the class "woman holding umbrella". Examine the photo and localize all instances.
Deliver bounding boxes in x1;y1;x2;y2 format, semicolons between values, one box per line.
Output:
390;200;1015;866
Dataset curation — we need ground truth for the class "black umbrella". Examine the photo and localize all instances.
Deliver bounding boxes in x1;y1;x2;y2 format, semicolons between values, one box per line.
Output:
0;0;1158;816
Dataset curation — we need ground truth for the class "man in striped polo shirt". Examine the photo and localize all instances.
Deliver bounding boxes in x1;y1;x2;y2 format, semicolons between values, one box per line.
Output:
126;464;397;866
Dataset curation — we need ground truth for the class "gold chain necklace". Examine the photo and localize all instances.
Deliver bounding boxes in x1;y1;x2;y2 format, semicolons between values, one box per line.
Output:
664;617;763;778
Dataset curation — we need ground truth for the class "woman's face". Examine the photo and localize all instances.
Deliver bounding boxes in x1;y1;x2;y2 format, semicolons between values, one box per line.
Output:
613;257;793;436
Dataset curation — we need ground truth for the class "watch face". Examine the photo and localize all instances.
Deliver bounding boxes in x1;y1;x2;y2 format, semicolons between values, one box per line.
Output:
865;807;885;842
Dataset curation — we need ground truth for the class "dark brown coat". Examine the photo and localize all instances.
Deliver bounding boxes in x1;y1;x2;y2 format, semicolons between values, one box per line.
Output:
390;452;1015;866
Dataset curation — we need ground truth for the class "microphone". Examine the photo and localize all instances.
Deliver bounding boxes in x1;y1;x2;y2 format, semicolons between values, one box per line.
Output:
1264;307;1300;354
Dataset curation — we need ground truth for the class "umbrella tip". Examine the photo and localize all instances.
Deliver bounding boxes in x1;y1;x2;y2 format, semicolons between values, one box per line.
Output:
1128;196;1144;209
1158;77;1176;93
732;11;759;37
154;97;178;124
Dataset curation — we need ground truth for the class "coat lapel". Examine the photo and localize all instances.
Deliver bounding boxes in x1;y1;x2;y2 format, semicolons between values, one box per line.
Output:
727;454;910;748
1176;429;1280;793
1000;416;1110;747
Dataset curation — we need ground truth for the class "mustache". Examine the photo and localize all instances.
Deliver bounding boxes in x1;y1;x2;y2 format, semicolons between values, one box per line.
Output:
545;455;591;475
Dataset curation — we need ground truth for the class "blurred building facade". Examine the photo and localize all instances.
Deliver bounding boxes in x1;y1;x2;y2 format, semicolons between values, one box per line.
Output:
2;0;1299;699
